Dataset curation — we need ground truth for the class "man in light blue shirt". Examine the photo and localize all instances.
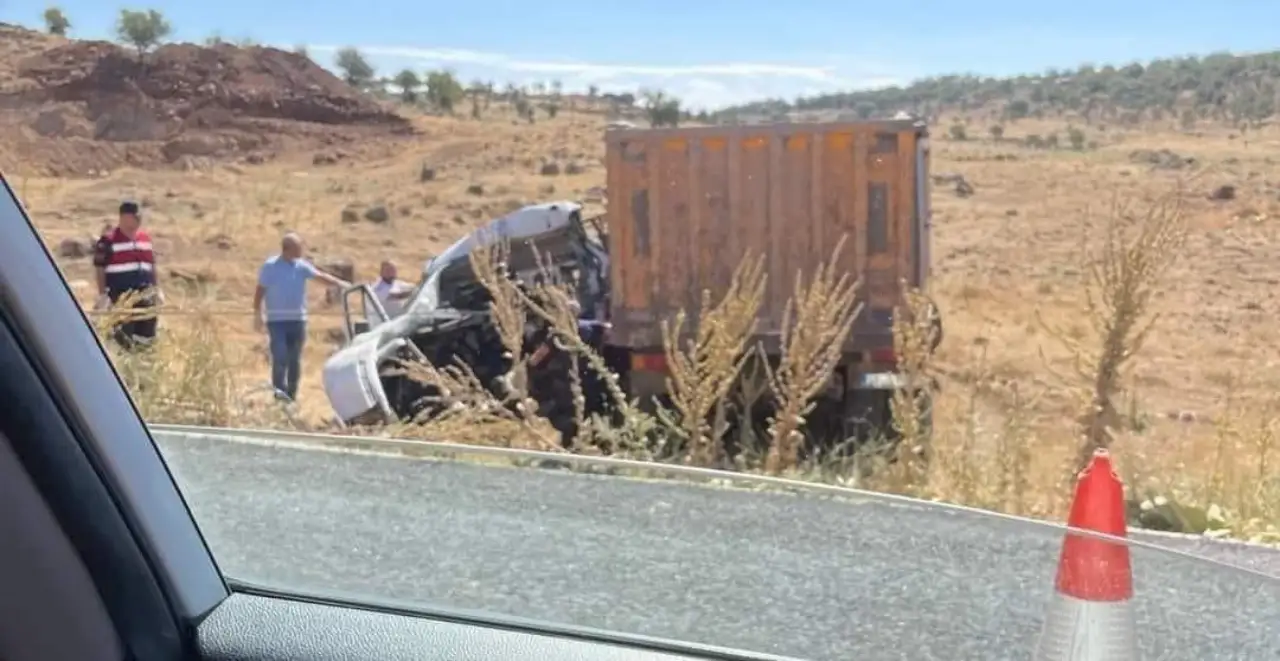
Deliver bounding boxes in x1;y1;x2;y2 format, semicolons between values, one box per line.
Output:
253;232;349;401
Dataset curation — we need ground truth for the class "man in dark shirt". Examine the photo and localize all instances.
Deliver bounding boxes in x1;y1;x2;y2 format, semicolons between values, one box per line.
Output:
92;201;163;350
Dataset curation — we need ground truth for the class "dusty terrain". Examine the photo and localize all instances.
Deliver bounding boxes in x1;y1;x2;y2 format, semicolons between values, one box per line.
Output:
6;24;1280;530
0;22;410;176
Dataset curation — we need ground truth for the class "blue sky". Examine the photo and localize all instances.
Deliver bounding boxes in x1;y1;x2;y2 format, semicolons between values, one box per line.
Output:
4;1;1280;109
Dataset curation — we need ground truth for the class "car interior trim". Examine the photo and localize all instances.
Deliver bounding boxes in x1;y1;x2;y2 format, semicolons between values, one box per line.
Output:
0;179;228;624
202;590;806;661
0;429;120;661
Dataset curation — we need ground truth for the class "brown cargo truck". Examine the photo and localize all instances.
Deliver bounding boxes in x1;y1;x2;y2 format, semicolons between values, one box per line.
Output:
601;117;937;440
323;117;937;448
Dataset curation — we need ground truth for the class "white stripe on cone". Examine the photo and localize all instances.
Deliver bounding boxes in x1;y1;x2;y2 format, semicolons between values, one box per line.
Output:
1033;592;1138;661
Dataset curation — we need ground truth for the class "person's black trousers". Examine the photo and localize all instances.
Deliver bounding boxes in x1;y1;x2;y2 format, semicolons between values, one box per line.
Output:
109;289;158;351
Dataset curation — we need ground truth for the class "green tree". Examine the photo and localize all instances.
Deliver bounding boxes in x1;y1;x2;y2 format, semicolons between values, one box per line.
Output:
393;70;421;103
989;124;1005;141
424;69;465;114
1067;126;1086;150
514;96;535;123
1005;99;1030;121
114;8;172;56
468;80;487;118
334;47;375;89
641;89;681;127
1179;108;1196;130
43;6;70;36
949;123;967;140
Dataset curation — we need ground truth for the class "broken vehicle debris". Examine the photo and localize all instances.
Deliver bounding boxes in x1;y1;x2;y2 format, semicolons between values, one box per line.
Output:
324;117;943;457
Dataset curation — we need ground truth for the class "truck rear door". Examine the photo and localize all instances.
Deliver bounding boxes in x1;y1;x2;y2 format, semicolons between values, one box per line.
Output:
604;120;929;354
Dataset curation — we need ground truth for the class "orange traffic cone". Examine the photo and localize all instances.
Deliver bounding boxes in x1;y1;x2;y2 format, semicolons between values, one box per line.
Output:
1032;448;1139;660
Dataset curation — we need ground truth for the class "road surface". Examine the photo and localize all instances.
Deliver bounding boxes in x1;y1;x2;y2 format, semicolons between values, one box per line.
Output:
154;432;1280;661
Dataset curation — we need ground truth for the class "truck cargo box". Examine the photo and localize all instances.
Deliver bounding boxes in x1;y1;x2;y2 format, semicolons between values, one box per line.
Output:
603;119;932;356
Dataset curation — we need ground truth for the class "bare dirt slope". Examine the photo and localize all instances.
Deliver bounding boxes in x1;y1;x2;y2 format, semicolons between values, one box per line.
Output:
0;23;410;176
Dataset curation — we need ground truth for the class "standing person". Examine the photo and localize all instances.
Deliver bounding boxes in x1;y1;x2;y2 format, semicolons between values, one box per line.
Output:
252;232;350;402
92;201;165;350
371;259;415;317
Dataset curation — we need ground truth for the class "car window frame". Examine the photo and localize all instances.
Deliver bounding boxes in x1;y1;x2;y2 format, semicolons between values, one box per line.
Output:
0;176;227;659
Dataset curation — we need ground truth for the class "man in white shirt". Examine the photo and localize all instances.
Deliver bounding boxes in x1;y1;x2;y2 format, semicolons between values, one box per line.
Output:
371;260;415;317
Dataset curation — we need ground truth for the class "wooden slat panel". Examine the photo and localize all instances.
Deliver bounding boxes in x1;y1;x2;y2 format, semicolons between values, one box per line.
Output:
897;130;918;292
850;131;869;284
655;138;691;312
604;123;922;349
783;133;813;316
645;134;663;308
737;134;771;329
820;131;857;285
698;137;731;297
865;139;899;310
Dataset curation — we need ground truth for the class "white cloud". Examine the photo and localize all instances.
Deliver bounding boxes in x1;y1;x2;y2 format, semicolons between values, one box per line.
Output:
305;44;910;111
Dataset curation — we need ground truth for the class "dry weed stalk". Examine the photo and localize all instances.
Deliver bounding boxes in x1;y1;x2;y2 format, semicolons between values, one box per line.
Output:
993;384;1038;513
1041;186;1188;471
660;254;766;465
485;244;658;454
884;285;942;482
1198;384;1280;535
467;235;530;397
374;235;558;449
395;358;560;451
92;289;239;426
764;238;863;474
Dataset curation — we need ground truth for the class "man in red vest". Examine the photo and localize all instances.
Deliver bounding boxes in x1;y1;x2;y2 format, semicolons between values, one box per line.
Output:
92;201;164;349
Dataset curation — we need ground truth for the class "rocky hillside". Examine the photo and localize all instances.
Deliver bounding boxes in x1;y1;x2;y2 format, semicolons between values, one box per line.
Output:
0;23;411;176
716;50;1280;127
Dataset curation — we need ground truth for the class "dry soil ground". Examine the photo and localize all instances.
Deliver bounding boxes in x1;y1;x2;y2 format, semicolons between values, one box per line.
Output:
6;23;1280;532
19;109;1280;523
15;104;607;423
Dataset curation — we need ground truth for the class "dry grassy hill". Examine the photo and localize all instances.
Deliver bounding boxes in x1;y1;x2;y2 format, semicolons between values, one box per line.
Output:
7;23;1280;535
719;50;1280;128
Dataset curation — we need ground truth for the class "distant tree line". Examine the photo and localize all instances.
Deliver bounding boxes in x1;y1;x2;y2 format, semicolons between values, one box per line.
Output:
716;52;1280;128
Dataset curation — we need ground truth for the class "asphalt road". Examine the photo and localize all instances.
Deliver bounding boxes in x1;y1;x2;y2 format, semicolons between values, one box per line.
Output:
154;433;1280;661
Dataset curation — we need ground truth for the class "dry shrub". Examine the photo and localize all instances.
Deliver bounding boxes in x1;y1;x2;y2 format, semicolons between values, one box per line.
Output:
508;248;661;456
83;173;1278;541
384;236;559;451
92;289;244;427
763;238;862;474
391;359;560;451
871;286;944;486
659;254;766;466
857;183;1197;523
1041;187;1190;471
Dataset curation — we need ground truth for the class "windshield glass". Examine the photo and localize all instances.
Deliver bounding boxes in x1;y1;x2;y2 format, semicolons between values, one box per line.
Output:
10;4;1280;659
159;435;1280;660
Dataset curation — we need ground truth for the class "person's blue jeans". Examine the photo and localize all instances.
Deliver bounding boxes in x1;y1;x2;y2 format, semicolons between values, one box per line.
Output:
266;320;307;401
